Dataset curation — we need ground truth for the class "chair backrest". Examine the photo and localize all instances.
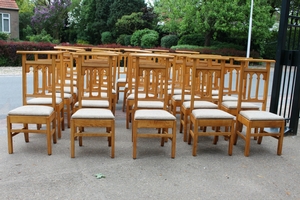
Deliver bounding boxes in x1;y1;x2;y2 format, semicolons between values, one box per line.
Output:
235;58;274;112
188;55;228;110
73;51;119;111
130;53;174;111
17;51;63;108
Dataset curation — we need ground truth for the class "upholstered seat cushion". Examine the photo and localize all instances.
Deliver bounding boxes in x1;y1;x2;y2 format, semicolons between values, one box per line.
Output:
74;100;109;108
72;108;114;119
240;111;284;121
27;97;63;105
222;101;260;109
134;109;176;120
192;109;234;119
182;101;218;109
167;89;191;95
84;92;110;97
127;93;155;100
212;96;238;101
136;101;164;108
172;94;194;101
8;105;54;116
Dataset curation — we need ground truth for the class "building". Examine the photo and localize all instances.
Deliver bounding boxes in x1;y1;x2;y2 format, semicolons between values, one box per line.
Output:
0;0;19;39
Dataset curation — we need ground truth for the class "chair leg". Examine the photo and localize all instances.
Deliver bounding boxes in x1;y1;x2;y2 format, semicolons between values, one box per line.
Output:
132;121;137;159
46;120;52;155
111;124;115;158
244;127;251;157
7;119;13;154
70;123;75;158
52;118;57;144
171;124;176;159
183;112;189;142
24;123;29;142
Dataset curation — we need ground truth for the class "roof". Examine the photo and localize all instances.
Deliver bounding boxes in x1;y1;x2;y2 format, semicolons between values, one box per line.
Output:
0;0;19;10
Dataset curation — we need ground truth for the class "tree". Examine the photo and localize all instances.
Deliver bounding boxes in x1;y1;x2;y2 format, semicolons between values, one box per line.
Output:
31;0;71;41
155;0;275;51
107;0;146;34
115;12;148;35
15;0;35;40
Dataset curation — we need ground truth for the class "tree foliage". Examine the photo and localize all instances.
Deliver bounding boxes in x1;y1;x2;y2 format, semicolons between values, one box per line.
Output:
155;0;275;53
31;0;71;41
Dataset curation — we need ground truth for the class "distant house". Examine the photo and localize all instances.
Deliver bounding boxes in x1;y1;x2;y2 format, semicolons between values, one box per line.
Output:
0;0;19;39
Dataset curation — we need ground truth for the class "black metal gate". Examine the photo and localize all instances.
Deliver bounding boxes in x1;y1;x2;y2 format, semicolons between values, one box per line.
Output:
270;0;300;135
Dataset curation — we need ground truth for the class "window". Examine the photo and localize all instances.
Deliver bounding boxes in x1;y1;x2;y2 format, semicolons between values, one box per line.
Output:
0;13;10;33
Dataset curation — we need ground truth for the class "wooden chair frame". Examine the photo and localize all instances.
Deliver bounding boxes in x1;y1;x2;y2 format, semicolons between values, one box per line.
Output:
7;51;60;155
70;52;118;158
234;59;285;156
131;53;177;159
187;56;235;156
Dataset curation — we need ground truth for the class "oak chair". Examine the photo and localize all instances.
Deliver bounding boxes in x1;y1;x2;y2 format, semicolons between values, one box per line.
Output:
179;55;224;142
187;55;235;156
131;53;177;159
70;51;118;158
17;51;64;138
234;58;285;156
7;51;60;155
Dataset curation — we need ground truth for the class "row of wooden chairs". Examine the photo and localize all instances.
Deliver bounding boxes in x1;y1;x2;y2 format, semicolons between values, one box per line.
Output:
6;48;285;158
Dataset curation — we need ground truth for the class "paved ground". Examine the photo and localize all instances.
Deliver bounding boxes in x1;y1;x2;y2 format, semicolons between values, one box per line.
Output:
0;67;300;200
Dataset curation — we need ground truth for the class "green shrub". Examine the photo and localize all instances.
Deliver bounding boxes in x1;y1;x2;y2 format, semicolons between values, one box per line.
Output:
0;32;9;40
161;35;178;48
77;39;90;45
210;41;244;50
178;34;205;46
116;34;127;45
141;33;159;48
116;34;131;46
170;45;202;51
26;29;57;43
101;31;113;44
124;35;132;46
131;29;158;46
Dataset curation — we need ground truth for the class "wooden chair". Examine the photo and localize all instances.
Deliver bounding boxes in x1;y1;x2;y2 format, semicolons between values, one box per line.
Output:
179;55;224;142
7;51;59;155
170;54;222;116
70;51;118;158
122;49;152;112
72;51;118;115
234;58;285;156
131;53;177;159
17;51;64;138
125;53;166;129
116;51;129;103
187;55;235;156
220;58;261;116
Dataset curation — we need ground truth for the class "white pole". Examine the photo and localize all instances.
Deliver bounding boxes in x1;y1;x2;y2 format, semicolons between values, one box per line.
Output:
246;0;254;58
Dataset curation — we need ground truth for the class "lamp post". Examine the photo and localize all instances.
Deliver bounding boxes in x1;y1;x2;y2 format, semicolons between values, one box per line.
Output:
246;0;254;58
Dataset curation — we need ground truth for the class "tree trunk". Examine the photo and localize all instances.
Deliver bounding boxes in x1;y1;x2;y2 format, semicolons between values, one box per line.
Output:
204;31;213;46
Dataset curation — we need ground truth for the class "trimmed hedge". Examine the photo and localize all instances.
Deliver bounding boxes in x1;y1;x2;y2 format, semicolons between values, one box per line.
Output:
161;35;178;48
141;33;159;48
0;40;55;66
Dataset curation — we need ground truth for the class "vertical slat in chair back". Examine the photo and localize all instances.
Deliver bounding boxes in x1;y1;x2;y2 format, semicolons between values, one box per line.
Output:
188;55;228;111
235;58;274;112
131;53;174;111
74;52;118;112
18;51;63;109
